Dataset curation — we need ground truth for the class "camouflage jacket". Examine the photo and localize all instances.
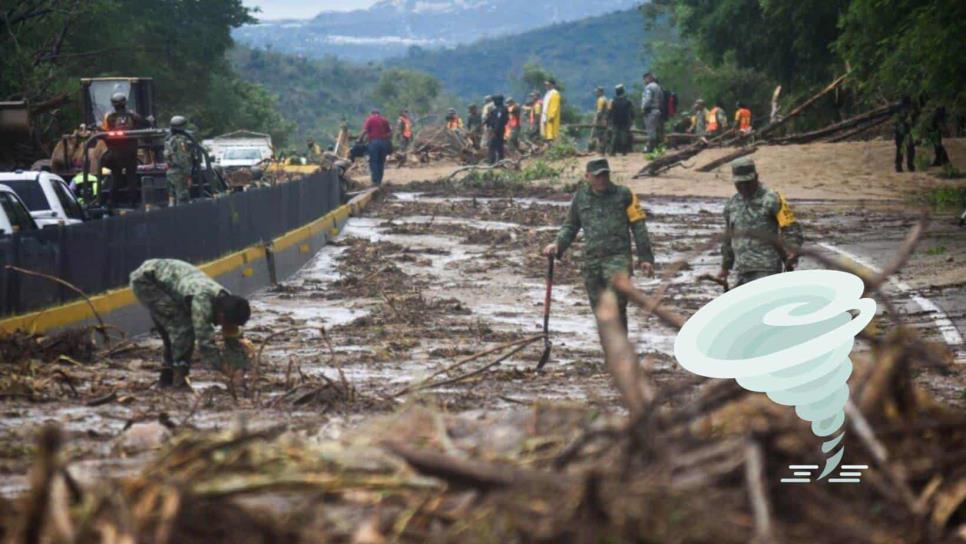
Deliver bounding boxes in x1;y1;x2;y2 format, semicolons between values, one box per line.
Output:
137;259;226;358
556;182;654;264
721;186;803;273
164;132;193;173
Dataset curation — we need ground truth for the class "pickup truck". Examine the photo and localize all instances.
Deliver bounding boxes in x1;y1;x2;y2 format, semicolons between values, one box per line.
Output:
0;171;85;227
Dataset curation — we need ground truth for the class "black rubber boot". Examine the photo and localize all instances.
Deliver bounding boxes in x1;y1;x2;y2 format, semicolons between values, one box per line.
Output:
159;367;174;388
171;361;190;389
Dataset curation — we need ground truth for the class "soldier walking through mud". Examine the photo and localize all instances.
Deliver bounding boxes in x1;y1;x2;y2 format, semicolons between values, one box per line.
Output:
544;157;655;333
130;259;252;388
164;116;193;206
716;157;803;287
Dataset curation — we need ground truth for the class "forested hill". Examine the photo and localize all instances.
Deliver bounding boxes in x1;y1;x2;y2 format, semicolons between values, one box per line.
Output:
229;48;380;146
392;8;662;110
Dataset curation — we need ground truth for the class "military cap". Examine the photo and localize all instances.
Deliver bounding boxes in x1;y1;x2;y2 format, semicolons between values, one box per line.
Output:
731;157;758;183
615;84;625;95
586;157;610;176
170;115;187;128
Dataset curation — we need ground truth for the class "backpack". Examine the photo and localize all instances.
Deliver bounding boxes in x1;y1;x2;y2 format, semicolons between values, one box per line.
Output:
667;92;678;118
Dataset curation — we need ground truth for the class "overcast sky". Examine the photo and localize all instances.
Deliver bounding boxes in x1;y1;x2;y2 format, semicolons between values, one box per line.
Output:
244;1;376;20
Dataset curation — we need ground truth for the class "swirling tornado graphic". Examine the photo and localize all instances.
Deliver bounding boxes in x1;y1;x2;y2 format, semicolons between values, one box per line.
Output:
674;270;876;480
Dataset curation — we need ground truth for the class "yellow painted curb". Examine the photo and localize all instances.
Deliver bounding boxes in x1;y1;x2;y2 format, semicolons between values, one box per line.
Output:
0;188;378;334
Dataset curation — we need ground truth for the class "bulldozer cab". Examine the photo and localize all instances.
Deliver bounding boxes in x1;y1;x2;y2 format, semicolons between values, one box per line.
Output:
81;78;156;128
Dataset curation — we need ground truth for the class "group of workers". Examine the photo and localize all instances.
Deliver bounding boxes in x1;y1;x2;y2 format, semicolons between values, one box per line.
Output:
71;92;203;209
135;149;802;390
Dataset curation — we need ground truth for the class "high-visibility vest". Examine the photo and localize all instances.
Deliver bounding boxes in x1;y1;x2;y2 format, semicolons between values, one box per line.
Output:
446;117;463;130
508;105;520;129
706;107;721;132
399;116;413;138
735;108;752;132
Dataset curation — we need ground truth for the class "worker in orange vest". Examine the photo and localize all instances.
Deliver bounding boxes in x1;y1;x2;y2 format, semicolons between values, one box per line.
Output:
396;110;414;152
734;102;752;134
445;108;463;130
505;98;522;153
705;101;728;136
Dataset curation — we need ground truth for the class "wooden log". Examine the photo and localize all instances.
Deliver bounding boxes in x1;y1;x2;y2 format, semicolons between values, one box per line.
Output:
633;141;708;178
771;102;900;145
826;115;891;143
595;290;652;419
758;72;851;138
696;146;758;173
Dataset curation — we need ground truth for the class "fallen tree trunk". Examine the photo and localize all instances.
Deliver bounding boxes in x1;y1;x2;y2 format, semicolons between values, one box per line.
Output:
633;141;707;178
696;146;758;173
772;102;899;145
758;72;851;139
826;114;892;143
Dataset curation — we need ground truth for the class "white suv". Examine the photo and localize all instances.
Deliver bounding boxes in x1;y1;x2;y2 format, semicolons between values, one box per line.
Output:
0;171;85;228
0;185;39;235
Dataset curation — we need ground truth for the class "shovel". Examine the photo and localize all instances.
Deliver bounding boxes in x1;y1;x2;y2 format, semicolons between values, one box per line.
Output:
536;254;555;371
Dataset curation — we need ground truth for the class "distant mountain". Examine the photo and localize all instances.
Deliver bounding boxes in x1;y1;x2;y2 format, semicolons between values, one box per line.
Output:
393;8;662;110
234;0;643;61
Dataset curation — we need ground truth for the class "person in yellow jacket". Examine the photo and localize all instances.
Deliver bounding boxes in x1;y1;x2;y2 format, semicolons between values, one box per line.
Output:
541;79;562;142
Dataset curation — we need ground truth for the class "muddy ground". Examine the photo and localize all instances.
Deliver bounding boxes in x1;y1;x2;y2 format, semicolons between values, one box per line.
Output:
1;166;963;498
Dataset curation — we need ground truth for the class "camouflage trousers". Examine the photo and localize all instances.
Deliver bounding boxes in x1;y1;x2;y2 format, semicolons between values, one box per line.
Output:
735;269;777;287
130;267;195;366
583;254;632;333
167;170;190;205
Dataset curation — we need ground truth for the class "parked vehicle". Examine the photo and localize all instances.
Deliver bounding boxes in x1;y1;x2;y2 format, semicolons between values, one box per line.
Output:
0;171;85;227
0;185;39;235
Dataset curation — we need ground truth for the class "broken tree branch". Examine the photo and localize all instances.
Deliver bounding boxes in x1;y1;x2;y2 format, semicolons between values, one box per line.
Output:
696;146;758;173
5;265;107;334
771;102;900;145
758;72;851;138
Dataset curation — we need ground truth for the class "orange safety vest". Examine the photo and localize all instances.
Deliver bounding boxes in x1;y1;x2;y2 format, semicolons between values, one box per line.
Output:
706;107;721;132
446;117;463;130
736;108;752;132
399;116;413;139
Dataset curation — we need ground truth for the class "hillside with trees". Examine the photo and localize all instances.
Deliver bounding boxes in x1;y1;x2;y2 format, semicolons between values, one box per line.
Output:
392;8;666;110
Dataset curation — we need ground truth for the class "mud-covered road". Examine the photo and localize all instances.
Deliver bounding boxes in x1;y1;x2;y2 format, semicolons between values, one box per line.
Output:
1;183;963;496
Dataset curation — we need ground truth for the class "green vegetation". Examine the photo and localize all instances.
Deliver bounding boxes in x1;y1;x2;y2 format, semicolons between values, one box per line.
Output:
919;186;966;210
925;246;947;256
1;0;293;153
644;0;965;128
461;160;566;187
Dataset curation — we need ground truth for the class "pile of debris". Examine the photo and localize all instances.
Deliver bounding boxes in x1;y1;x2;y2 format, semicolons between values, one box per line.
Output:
2;319;961;543
409;126;482;165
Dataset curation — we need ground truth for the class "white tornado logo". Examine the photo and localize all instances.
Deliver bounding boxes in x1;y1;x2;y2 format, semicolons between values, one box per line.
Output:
674;270;876;480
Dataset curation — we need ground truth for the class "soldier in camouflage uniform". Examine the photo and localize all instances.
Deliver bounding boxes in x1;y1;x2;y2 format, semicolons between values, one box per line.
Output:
544;157;655;333
130;259;252;388
164;116;194;205
716;157;804;287
893;96;917;172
